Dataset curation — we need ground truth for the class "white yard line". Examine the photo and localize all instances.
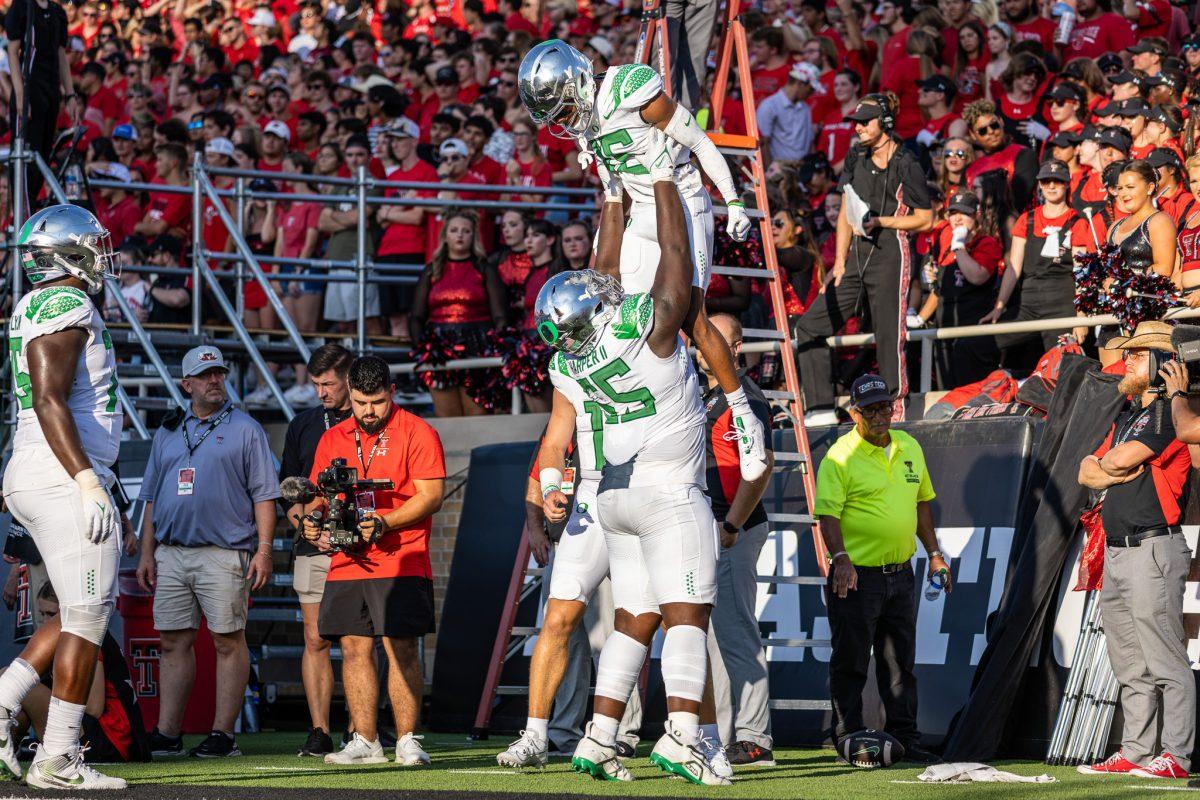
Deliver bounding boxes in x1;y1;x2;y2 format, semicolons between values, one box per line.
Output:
447;768;520;775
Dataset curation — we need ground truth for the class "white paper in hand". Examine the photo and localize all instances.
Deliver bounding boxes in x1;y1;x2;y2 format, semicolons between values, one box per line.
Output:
843;185;870;236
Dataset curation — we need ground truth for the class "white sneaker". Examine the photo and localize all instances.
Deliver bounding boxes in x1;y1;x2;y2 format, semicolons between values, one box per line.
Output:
803;409;840;427
323;733;389;765
0;711;21;779
496;730;548;768
650;724;732;786
571;722;633;781
698;731;733;780
395;732;430;766
731;411;769;481
26;744;126;790
243;385;275;406
284;383;318;407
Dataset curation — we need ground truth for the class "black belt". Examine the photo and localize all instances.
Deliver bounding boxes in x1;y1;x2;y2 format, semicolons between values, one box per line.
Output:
1106;525;1180;548
855;562;911;574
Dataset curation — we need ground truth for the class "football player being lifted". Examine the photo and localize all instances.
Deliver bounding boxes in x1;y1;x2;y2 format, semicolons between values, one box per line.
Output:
533;129;728;786
519;40;768;483
0;205;126;790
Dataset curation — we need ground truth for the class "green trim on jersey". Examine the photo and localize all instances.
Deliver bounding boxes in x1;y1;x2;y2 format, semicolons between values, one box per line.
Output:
611;293;653;341
24;286;88;322
611;64;656;111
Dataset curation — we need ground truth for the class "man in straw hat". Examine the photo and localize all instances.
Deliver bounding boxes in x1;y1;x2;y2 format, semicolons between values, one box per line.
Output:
1077;320;1195;780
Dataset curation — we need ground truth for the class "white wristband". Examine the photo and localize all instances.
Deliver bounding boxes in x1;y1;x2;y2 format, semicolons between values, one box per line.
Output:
540;468;563;498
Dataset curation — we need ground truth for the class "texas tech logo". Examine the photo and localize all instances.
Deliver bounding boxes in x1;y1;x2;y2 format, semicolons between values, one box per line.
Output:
129;637;161;698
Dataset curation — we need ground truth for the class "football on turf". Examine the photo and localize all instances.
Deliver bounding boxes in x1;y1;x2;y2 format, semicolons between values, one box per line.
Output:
836;729;904;768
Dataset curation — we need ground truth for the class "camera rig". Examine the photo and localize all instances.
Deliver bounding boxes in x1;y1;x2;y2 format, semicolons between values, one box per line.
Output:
280;458;394;553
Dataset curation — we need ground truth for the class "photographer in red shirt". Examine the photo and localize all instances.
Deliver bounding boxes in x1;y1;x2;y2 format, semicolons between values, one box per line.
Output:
302;356;445;768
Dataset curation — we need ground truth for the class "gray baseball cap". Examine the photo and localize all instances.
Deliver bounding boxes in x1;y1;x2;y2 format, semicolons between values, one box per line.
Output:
182;345;229;377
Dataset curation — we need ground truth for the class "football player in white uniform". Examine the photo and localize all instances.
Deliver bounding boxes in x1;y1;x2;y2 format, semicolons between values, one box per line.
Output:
519;40;768;485
0;205;126;790
533;131;727;786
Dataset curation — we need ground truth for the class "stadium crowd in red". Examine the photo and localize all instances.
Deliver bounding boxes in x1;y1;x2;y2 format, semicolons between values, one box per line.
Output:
6;0;1200;414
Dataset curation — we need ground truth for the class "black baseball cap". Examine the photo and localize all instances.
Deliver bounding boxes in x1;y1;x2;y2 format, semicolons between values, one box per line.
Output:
850;374;893;408
1150;105;1183;132
917;75;956;100
1093;100;1120;117
1097;53;1124;73
1146;148;1183;169
149;234;183;257
1049;130;1083;147
1036;159;1071;183
434;66;459;85
947;190;980;215
1129;40;1166;56
845;101;885;123
1045;82;1083;103
1144;71;1183;92
1097;126;1132;154
1112;98;1152;118
1108;69;1141;86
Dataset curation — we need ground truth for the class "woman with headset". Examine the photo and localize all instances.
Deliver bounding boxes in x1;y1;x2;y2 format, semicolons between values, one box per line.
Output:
793;92;935;424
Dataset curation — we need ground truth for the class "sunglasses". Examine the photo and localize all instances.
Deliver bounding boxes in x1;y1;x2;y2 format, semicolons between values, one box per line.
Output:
222;25;240;33
498;79;516;88
82;11;98;17
1185;42;1200;51
943;148;967;158
188;120;203;130
974;120;1001;135
1050;98;1074;107
771;218;788;228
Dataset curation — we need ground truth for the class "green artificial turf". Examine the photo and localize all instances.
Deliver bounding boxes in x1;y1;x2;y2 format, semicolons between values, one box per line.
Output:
48;732;1191;798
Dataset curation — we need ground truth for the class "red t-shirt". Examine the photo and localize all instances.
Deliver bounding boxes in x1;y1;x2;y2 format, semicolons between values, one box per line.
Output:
144;187;191;235
278;201;323;258
1064;13;1135;61
751;60;794;104
310;409;447;581
224;38;261;70
378;159;440;256
97;195;143;248
1013;206;1093;244
1012;16;1056;50
1133;0;1171;37
881;56;924;139
85;86;124;132
956;54;990;108
881;27;910;77
817;109;854;166
936;225;1003;274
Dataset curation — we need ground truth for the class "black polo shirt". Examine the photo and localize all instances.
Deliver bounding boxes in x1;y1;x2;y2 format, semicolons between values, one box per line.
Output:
703;375;772;530
280;404;352;555
1097;401;1191;538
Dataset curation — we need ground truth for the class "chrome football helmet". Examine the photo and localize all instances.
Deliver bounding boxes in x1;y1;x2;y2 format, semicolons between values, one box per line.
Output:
534;270;625;357
518;39;596;139
18;204;116;295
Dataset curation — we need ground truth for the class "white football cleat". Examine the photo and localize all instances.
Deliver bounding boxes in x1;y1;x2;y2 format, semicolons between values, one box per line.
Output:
698;730;733;780
26;745;126;790
0;711;21;779
323;733;389;765
395;733;430;766
731;411;769;481
650;724;731;786
571;722;633;782
496;730;549;768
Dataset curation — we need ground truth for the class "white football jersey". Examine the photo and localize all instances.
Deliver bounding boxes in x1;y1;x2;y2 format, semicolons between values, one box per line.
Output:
9;285;122;485
586;64;704;205
549;293;706;487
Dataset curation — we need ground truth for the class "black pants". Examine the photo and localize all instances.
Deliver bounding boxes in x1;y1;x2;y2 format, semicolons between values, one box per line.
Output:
995;278;1075;369
9;86;61;204
935;303;998;390
826;565;920;745
795;237;909;412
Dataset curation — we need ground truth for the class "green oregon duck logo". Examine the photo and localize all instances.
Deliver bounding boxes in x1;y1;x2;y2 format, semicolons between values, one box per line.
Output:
537;320;560;345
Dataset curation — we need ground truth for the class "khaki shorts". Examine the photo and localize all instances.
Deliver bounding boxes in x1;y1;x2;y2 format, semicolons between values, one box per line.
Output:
153;545;250;635
292;553;331;605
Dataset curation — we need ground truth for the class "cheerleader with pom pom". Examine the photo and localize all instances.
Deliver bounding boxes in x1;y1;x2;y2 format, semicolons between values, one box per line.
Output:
499;219;565;412
409;210;508;417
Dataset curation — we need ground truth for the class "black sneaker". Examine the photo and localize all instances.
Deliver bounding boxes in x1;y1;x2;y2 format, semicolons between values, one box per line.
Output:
298;727;333;757
150;729;184;757
901;743;941;764
188;730;242;758
726;740;777;767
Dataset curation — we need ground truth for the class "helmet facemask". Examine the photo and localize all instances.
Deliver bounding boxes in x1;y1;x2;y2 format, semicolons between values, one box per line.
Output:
23;229;117;295
535;271;623;357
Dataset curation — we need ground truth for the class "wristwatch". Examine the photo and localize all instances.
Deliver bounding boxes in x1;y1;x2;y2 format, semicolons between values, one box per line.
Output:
721;520;739;535
929;550;944;559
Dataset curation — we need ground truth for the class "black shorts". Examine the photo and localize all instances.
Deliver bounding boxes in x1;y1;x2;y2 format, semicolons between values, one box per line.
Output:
318;576;436;640
375;253;424;318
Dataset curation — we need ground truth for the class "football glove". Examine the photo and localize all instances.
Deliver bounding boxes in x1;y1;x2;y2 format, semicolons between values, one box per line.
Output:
74;468;117;544
727;201;752;242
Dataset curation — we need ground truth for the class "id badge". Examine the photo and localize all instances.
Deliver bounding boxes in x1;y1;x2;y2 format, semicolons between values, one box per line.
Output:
355;491;376;521
177;468;195;496
561;467;576;497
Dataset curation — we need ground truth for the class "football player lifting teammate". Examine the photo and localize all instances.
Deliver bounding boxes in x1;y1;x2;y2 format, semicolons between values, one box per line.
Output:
518;40;769;484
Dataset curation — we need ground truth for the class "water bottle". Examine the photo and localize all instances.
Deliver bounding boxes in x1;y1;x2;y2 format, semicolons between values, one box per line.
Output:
924;568;948;601
63;163;83;201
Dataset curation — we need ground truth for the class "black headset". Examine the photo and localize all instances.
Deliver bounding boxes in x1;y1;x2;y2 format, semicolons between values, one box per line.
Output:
863;93;895;133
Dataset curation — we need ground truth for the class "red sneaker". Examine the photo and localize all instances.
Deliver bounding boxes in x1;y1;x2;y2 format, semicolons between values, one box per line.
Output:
1078;751;1140;775
1131;753;1188;779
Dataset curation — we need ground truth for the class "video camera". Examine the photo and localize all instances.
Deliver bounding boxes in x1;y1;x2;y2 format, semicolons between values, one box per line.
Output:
280;458;394;552
1148;325;1200;393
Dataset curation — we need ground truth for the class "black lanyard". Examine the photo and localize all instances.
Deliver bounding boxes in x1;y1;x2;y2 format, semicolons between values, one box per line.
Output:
183;407;232;458
1114;404;1153;447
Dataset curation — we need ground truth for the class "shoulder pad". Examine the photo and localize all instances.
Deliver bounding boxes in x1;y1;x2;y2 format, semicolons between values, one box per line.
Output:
610;293;654;341
608;64;663;112
24;286;90;327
